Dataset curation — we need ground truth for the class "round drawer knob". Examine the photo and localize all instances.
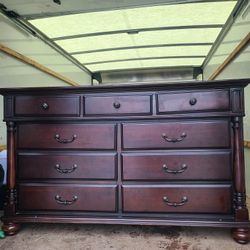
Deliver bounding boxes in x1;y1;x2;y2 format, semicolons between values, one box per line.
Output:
189;98;197;106
113;102;121;109
41;102;49;110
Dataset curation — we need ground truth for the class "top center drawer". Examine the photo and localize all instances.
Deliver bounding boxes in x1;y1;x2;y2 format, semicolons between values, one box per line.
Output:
85;94;152;116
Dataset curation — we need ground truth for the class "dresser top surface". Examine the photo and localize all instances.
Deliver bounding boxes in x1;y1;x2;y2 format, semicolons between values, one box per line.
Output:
0;78;249;95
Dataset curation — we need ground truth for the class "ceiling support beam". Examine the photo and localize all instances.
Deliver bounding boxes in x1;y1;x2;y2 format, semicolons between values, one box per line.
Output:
84;55;206;65
0;43;80;86
0;6;92;75
202;0;247;68
70;43;213;55
23;0;237;19
244;140;250;149
208;32;250;80
53;24;223;41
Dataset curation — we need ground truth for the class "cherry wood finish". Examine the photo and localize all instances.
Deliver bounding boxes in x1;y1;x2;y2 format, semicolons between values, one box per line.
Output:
15;95;80;116
122;120;230;149
122;185;232;213
1;222;20;236
85;94;152;115
157;90;229;113
122;151;231;180
0;79;249;244
18;153;117;180
18;123;116;149
232;228;250;244
18;184;117;212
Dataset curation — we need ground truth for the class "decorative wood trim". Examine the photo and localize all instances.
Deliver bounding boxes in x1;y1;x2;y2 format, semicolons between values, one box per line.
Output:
0;43;80;87
232;117;249;221
244;140;250;148
208;33;250;80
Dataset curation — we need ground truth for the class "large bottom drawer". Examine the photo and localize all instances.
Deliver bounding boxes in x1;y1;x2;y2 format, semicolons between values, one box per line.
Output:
19;184;117;212
123;185;231;213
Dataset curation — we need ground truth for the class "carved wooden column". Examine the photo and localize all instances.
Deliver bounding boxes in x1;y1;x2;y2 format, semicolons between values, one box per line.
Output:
231;117;249;244
2;121;20;235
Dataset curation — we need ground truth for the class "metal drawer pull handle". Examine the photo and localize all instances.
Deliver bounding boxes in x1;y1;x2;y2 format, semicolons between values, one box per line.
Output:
189;98;197;106
162;196;188;207
113;102;121;109
161;132;186;142
55;195;78;205
162;163;188;174
41;102;49;110
55;164;77;174
54;134;77;143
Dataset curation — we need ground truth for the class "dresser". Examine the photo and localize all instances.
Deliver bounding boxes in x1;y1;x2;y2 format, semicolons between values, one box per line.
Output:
0;79;249;244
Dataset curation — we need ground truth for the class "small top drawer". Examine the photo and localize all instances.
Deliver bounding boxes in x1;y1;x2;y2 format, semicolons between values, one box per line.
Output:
85;94;152;116
15;95;80;116
157;90;229;113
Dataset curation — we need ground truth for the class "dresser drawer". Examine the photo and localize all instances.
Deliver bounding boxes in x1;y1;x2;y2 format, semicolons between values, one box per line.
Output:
18;153;117;180
157;90;229;113
85;94;152;115
18;124;116;149
122;120;230;149
15;96;80;116
18;184;117;212
123;185;231;213
122;151;231;180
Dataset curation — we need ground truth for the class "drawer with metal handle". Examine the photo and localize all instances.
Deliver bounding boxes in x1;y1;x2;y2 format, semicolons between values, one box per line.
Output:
122;184;232;213
17;123;116;149
15;95;80;116
122;151;231;180
122;119;230;149
157;90;229;113
85;94;152;116
18;153;117;180
18;184;117;212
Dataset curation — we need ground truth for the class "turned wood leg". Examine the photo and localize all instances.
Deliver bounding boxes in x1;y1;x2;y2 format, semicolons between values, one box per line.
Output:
2;222;20;236
231;228;250;244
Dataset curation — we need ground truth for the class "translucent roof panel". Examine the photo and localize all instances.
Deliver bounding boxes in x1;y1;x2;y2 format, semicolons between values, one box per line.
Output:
87;58;205;72
74;45;211;64
55;28;221;53
30;2;236;38
28;1;237;72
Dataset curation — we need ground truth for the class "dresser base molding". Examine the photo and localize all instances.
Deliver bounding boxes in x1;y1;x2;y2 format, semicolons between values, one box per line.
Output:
2;215;250;227
2;215;250;242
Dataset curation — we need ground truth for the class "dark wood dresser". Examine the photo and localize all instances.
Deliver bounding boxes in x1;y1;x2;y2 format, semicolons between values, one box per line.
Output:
0;79;249;244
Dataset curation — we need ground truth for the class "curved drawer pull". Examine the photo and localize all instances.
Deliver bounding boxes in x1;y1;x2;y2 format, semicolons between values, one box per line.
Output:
162;196;188;207
162;163;188;174
55;195;78;205
161;132;186;143
54;164;77;174
54;134;77;144
41;102;49;110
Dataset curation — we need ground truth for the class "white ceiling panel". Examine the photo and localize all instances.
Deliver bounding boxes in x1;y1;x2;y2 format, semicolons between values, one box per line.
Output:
30;2;235;38
87;57;204;72
55;28;221;53
74;45;211;64
21;1;237;72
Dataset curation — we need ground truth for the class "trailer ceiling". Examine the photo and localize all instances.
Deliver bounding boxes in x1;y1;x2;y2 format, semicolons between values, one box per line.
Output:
1;0;238;73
